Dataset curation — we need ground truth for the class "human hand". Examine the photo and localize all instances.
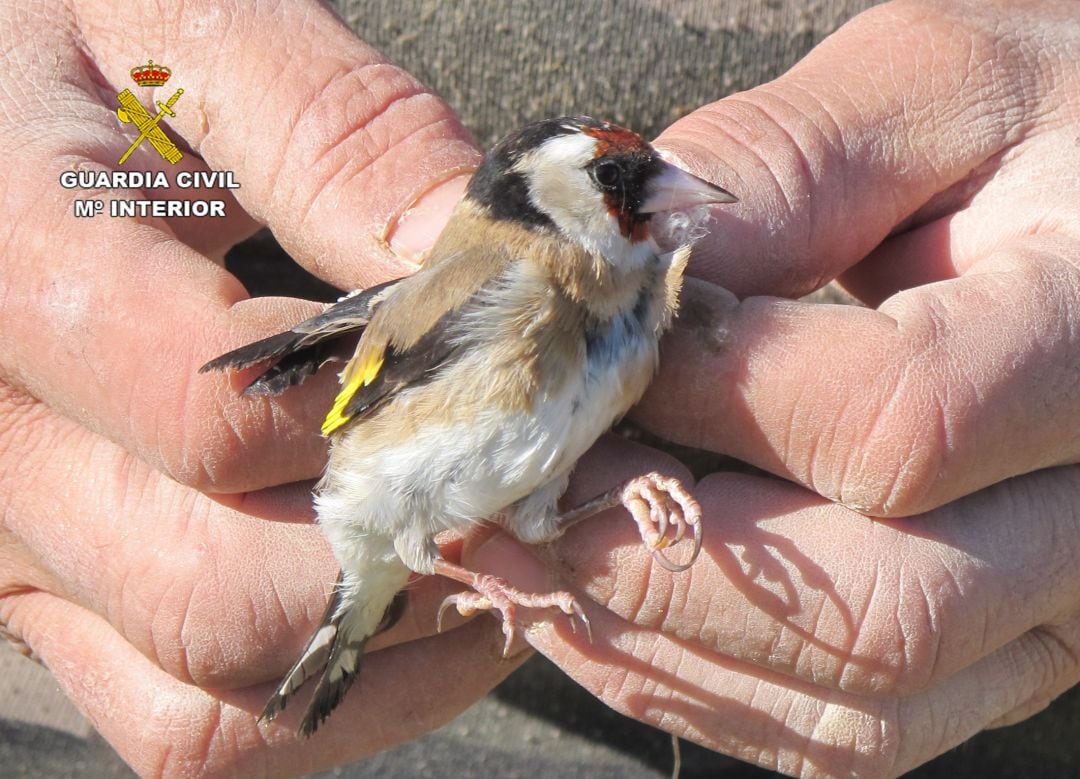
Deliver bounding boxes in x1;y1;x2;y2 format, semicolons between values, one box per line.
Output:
466;1;1080;775
0;0;526;774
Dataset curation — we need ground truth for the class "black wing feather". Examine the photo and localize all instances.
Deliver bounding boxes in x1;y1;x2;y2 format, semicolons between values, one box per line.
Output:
199;278;401;395
241;341;335;396
340;306;463;423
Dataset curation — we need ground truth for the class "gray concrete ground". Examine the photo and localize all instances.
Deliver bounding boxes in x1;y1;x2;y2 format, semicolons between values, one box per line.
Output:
5;634;1080;778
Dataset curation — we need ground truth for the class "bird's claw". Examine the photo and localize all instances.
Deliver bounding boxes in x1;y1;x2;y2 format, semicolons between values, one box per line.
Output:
436;573;591;655
620;472;703;572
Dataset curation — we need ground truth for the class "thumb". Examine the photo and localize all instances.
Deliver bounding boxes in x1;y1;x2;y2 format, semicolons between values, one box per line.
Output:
656;0;1043;298
76;0;479;289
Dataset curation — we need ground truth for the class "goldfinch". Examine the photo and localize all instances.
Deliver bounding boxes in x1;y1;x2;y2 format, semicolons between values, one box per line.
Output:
202;116;736;736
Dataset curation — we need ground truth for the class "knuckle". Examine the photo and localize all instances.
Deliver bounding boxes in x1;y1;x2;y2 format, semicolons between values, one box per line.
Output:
278;64;457;217
129;523;242;689
841;560;954;698
154;373;242;492
678;100;828;293
124;535;204;684
169;403;248;493
794;698;903;778
196;711;266;779
842;385;948;518
1017;625;1080;701
147;698;225;779
0;382;50;488
156;353;278;493
834;314;954;518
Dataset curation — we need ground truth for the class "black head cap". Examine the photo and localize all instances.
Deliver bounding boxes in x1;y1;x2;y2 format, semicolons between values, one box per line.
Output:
464;117;590;229
466;116;665;241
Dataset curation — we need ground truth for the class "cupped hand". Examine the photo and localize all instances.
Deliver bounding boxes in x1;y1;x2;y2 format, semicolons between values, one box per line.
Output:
469;1;1080;776
646;0;1079;517
473;445;1080;776
0;0;518;774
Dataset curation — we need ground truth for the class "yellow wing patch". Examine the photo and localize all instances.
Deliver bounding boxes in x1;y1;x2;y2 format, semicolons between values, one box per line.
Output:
321;352;385;436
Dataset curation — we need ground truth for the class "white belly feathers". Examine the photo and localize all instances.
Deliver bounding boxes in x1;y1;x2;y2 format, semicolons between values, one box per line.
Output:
316;263;664;573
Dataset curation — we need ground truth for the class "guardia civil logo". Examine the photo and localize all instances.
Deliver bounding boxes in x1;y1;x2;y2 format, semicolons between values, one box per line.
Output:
60;58;239;220
115;60;184;166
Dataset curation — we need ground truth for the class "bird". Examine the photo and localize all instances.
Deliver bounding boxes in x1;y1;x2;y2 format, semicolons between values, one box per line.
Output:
201;115;737;736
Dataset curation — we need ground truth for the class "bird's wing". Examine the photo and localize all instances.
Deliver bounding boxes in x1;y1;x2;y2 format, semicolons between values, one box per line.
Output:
202;202;518;436
199;278;401;395
320;301;467;435
321;208;516;435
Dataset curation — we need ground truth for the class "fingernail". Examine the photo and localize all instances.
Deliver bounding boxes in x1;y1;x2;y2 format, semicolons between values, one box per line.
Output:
387;174;471;265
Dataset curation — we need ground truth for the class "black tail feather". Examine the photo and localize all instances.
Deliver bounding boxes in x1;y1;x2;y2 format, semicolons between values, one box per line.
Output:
260;574;346;725
298;637;367;738
296;589;409;737
261;577;409;737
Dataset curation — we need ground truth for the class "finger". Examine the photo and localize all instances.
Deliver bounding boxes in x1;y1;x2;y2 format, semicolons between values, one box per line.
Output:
0;32;340;491
2;59;343;492
0;390;476;687
0;3;261;259
841;120;1080;306
4;588;520;777
0;215;342;491
515;577;1080;777
0;0;479;492
0;528;63;609
652;0;1071;297
0;393;333;687
75;0;480;287
639;234;1080;516
468;469;1080;775
473;464;1080;702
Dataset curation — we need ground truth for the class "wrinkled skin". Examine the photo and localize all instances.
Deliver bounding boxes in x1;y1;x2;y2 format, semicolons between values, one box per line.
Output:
0;0;504;775
476;2;1080;777
0;0;1078;777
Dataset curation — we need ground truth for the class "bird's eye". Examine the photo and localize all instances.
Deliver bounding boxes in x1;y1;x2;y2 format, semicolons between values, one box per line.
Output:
591;160;622;190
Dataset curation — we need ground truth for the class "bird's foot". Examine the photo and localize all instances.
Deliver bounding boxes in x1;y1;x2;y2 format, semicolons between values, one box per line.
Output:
433;561;591;655
618;472;703;572
555;471;703;572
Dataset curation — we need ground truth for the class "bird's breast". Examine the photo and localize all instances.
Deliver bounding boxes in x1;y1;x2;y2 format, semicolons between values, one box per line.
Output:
548;289;659;467
317;258;668;541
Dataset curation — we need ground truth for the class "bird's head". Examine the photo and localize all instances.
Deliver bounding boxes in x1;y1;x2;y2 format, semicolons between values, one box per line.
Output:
466;116;736;266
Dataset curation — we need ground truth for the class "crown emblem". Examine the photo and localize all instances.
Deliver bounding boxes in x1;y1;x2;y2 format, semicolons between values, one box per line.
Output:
130;59;171;88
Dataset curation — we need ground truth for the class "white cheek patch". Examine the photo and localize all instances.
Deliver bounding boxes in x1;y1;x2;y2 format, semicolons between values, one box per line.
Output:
515;133;639;260
522;131;597;169
514;134;599;222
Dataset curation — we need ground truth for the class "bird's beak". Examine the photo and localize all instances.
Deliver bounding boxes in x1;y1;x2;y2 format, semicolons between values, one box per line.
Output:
637;160;737;214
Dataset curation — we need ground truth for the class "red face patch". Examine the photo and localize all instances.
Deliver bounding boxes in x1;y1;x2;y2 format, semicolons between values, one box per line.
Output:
582;123;651;157
583;123;656;242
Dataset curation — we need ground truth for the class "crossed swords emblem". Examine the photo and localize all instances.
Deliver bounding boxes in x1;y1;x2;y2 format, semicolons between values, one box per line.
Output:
115;88;184;166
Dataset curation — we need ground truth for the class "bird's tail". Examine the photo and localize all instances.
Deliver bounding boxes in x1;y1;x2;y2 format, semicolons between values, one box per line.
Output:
260;559;410;737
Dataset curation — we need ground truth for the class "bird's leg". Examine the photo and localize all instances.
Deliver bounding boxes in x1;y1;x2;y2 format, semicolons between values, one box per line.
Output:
432;473;700;652
558;471;703;572
433;559;591;655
